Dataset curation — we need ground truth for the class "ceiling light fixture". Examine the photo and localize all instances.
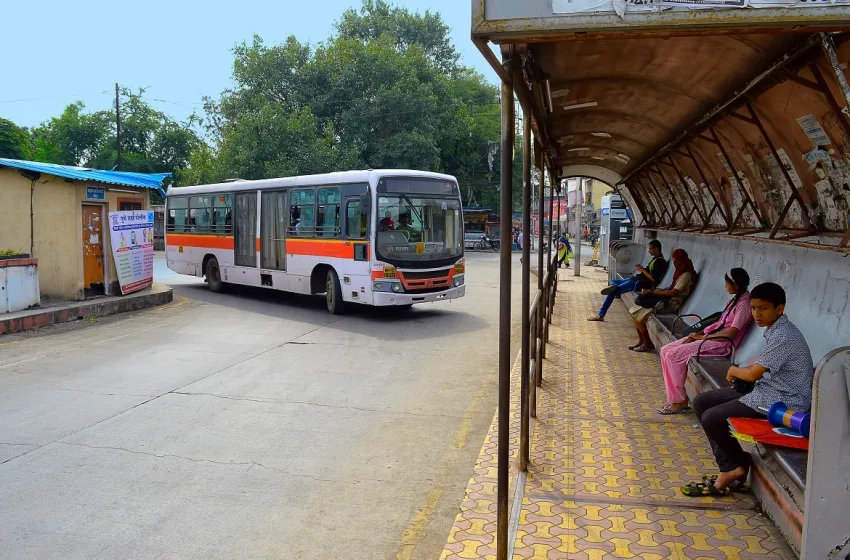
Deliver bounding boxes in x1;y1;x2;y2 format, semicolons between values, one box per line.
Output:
550;88;570;99
591;132;611;137
568;147;590;152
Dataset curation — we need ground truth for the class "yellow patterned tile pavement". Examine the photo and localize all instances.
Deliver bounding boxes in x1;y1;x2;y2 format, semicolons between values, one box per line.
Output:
442;268;794;560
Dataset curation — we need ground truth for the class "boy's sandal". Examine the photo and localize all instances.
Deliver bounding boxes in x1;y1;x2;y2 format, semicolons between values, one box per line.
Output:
681;481;731;497
729;479;751;493
587;316;604;322
698;475;751;493
628;343;643;350
633;345;655;353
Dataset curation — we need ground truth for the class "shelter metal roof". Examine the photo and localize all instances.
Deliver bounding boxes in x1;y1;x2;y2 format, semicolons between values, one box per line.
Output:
0;158;169;198
472;0;850;250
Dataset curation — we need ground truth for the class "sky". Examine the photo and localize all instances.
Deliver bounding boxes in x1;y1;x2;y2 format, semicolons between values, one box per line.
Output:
0;0;498;128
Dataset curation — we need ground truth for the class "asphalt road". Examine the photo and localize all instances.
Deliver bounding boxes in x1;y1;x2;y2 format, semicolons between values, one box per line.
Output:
0;251;526;560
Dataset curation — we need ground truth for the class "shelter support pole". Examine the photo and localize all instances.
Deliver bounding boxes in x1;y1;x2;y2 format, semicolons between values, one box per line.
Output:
535;143;545;394
496;73;514;560
520;111;531;473
574;178;582;276
548;170;554;271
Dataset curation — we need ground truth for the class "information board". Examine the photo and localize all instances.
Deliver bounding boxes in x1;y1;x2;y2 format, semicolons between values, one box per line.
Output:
108;210;154;295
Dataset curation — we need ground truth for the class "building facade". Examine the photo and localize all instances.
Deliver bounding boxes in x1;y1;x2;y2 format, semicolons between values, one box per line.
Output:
0;159;168;300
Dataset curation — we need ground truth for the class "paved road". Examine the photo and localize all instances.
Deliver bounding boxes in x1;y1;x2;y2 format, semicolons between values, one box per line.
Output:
0;252;524;560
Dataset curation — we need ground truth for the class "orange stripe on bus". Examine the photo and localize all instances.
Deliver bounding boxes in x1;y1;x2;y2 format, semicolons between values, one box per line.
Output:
286;239;367;259
166;233;234;250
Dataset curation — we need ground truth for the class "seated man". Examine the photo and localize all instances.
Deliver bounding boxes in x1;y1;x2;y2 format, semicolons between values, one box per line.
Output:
682;282;814;497
396;213;419;242
588;239;668;322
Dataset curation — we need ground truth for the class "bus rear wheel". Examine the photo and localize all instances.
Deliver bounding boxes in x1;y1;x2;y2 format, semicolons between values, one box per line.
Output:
325;269;345;315
206;257;225;293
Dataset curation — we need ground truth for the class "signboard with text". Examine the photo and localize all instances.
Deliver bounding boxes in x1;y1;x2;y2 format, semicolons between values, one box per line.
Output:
86;186;105;200
108;210;154;295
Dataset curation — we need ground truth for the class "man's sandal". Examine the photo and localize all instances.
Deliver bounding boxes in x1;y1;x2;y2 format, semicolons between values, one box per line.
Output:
587;316;604;322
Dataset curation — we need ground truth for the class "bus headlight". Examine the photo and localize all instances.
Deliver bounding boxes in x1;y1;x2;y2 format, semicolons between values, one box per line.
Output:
391;282;402;293
453;276;463;287
373;282;383;291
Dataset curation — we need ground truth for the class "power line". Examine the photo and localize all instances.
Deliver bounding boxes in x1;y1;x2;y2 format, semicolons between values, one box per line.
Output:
0;91;111;104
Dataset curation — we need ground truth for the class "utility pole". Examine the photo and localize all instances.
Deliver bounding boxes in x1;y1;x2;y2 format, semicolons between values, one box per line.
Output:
115;83;122;171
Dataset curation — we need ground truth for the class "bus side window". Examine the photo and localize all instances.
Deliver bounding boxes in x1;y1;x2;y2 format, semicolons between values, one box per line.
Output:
317;187;340;238
290;189;315;237
213;194;232;234
346;199;367;239
189;196;212;233
168;197;189;233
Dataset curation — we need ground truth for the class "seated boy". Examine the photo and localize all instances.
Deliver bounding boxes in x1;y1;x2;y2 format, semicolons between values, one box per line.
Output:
683;282;814;497
588;239;668;321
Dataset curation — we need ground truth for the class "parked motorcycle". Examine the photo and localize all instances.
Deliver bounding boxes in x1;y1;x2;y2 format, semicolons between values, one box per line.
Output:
474;235;500;251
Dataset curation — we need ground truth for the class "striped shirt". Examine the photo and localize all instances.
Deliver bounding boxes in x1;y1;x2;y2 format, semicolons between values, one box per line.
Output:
741;315;814;413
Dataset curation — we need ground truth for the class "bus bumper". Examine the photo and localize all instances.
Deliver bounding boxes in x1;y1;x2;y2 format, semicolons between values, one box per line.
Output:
372;285;465;306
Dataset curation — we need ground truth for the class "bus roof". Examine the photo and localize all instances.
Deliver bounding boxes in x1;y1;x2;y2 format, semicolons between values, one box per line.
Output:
167;169;458;197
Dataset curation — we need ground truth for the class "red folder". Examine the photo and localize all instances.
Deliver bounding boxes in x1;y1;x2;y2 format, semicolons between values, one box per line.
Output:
728;417;809;451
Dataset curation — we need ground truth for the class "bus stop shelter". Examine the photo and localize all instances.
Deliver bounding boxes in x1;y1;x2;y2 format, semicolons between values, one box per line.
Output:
473;2;850;558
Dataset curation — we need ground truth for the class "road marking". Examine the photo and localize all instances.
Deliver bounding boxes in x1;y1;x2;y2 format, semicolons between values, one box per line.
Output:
395;353;507;559
396;486;444;560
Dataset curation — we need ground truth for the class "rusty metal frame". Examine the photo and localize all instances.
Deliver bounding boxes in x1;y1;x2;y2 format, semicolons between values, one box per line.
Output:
735;102;812;238
650;164;688;227
638;175;671;224
630;179;658;226
707;126;767;230
683;141;732;229
637;174;671;224
655;161;697;228
626;182;652;226
666;156;709;227
808;63;850;149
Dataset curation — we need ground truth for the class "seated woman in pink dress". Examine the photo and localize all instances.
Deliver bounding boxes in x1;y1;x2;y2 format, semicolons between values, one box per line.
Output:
657;268;753;415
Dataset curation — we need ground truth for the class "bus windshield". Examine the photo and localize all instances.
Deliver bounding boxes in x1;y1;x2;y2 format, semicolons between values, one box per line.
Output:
376;195;463;264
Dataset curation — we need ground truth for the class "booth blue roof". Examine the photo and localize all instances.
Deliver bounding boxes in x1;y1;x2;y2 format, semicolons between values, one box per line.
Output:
0;158;170;198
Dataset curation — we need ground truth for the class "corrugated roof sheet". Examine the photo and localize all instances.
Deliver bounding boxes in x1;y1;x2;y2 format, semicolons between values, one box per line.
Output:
0;158;170;197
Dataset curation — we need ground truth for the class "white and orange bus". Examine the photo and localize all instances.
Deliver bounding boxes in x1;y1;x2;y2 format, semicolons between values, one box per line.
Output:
165;170;466;313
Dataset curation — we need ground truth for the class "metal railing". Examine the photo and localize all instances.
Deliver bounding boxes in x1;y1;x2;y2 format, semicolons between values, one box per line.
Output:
520;252;559;471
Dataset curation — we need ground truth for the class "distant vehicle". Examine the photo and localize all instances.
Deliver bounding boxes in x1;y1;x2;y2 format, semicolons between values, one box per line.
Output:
473;234;500;251
165;170;466;314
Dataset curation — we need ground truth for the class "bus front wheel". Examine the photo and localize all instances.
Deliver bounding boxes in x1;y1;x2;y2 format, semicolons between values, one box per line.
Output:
325;269;345;315
206;257;225;293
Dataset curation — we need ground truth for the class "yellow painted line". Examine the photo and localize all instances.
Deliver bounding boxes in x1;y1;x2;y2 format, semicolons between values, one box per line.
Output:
396;486;444;560
154;295;189;311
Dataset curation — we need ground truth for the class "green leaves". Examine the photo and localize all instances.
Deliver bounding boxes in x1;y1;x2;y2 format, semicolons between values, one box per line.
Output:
0;118;32;160
27;91;201;182
194;0;508;208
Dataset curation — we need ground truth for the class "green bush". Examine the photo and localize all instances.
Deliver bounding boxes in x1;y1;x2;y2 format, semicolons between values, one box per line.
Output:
0;249;25;257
